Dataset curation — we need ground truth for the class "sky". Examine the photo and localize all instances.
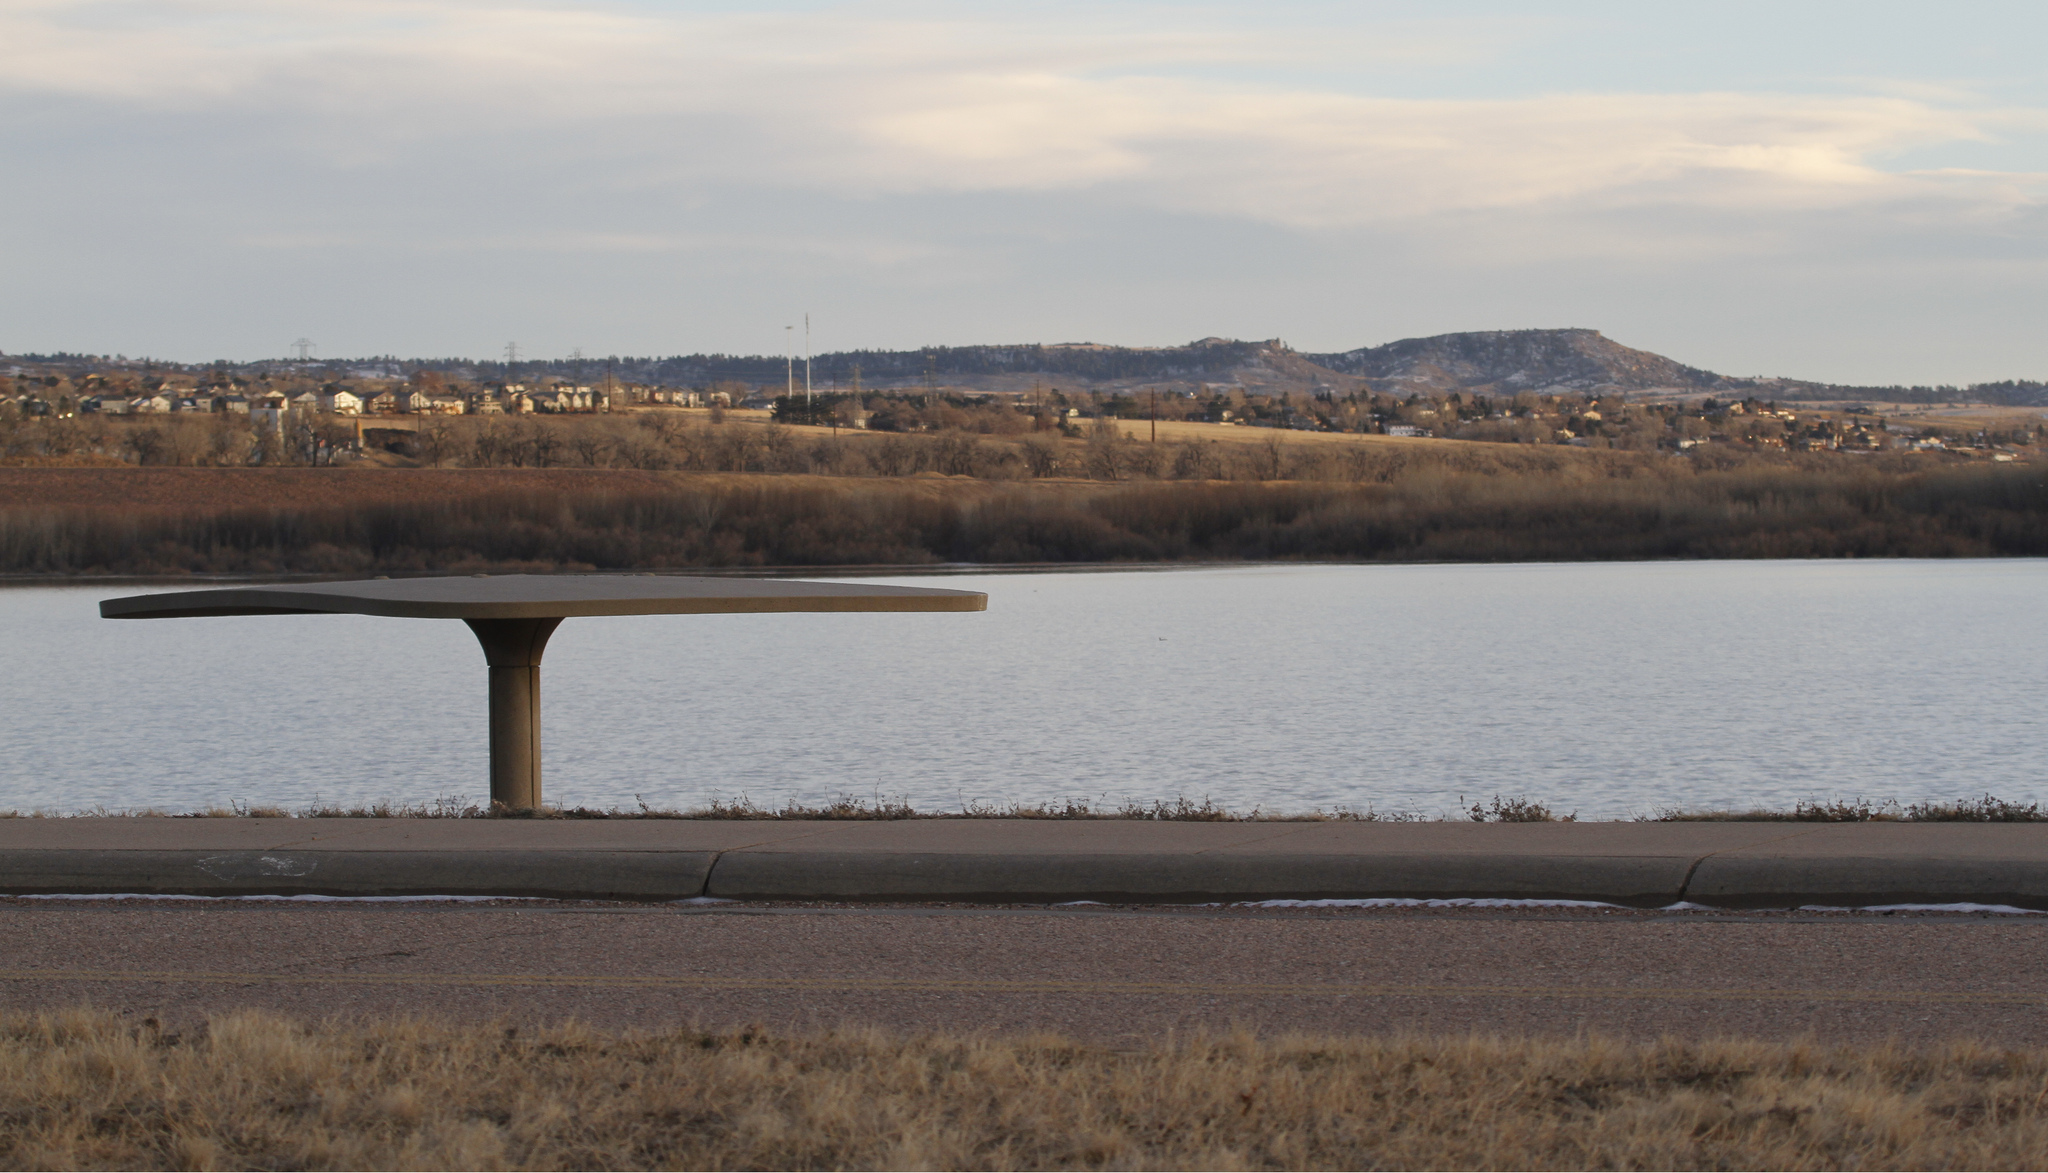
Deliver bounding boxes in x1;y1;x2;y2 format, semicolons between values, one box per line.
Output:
3;1;2046;384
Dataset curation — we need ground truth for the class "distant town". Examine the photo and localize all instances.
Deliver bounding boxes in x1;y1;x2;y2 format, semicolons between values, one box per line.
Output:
0;328;2040;472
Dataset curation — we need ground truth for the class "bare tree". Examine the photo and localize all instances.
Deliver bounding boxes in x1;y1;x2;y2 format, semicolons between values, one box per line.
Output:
871;434;918;477
1084;417;1131;480
1249;432;1287;480
1021;435;1062;478
569;424;613;468
418;416;459;468
1170;440;1216;480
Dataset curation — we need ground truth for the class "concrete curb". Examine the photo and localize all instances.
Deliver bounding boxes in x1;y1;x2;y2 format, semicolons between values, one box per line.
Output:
3;820;2046;908
1687;856;2048;910
0;850;716;902
700;851;1695;906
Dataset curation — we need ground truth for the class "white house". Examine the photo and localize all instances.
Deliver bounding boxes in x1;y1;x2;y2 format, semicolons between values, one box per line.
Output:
249;394;288;431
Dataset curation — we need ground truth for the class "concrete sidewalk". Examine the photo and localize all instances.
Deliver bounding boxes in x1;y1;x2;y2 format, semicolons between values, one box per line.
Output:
3;818;2046;908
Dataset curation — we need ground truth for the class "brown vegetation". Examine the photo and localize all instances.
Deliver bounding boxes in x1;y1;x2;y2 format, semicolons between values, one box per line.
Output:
0;458;2041;575
7;1009;2048;1170
23;793;2042;823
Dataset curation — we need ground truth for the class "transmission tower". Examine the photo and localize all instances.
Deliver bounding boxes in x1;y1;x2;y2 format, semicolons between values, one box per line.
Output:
503;341;519;376
291;338;315;362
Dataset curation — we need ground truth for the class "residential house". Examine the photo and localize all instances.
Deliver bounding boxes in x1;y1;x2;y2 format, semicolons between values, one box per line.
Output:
249;393;289;431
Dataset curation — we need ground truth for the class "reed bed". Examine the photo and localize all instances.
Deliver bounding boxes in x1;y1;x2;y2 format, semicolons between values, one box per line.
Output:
5;1009;2048;1170
1;462;2043;574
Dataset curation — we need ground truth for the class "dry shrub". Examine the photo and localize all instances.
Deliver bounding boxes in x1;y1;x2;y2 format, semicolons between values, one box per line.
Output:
7;1010;2048;1170
0;461;2043;574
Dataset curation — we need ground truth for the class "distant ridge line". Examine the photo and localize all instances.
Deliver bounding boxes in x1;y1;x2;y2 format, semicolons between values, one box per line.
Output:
8;330;2043;406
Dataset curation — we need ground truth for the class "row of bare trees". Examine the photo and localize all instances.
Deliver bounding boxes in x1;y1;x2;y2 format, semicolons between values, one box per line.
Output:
2;404;2001;485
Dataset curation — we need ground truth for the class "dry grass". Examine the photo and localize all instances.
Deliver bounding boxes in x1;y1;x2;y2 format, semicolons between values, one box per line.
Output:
1653;795;2048;823
7;1010;2048;1170
13;792;2046;823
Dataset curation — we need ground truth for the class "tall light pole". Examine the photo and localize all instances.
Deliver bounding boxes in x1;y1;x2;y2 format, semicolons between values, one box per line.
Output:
804;313;813;405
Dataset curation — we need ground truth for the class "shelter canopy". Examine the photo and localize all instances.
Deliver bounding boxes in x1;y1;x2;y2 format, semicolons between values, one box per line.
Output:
100;574;988;621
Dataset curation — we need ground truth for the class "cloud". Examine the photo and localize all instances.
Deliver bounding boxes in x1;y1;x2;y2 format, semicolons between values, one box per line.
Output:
4;1;2047;377
4;0;2041;240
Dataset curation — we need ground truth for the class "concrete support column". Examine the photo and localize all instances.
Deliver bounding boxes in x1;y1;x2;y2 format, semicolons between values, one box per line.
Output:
464;618;563;811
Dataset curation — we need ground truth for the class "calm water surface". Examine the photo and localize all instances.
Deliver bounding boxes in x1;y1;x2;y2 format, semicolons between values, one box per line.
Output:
3;561;2042;820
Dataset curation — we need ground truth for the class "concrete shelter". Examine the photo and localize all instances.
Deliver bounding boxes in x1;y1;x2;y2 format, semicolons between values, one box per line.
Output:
101;574;986;809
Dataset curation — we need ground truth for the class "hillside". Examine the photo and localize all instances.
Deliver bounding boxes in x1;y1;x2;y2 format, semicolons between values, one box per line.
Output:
12;331;2048;406
499;338;2048;407
1304;329;1717;395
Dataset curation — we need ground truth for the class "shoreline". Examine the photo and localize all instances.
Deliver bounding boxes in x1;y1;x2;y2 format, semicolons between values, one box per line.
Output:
3;551;2044;590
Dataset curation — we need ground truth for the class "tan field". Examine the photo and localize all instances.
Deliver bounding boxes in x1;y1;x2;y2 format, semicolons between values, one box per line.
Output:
1102;416;1496;448
0;467;1059;514
615;404;1505;452
7;1008;2048;1170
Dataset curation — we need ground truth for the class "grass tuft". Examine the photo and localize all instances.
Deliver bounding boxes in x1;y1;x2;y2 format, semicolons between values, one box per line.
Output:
1467;795;1573;823
1652;794;2048;823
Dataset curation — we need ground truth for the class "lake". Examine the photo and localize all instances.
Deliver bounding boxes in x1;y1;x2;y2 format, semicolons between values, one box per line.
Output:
3;560;2042;820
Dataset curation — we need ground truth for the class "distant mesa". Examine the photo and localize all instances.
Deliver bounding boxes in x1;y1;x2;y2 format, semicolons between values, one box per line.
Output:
1310;328;1718;395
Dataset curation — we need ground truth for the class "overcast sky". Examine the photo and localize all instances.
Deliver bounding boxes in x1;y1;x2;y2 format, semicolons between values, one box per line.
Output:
4;1;2045;383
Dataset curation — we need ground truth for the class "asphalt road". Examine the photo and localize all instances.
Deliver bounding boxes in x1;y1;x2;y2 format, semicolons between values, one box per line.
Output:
3;898;2044;1046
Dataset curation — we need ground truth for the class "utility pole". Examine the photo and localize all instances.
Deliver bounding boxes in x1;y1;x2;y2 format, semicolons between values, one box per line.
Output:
1150;386;1158;443
923;353;936;407
785;326;794;399
804;313;813;405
